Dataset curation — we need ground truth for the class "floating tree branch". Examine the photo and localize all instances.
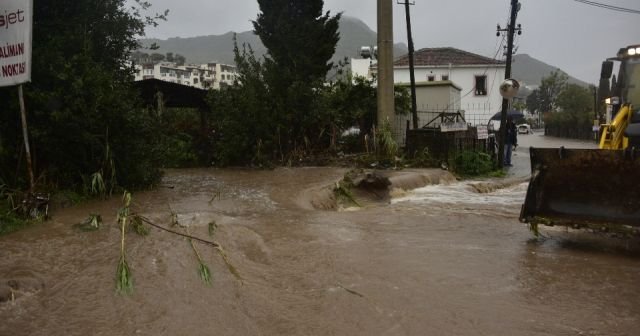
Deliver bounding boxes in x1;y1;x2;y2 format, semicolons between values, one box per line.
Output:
135;216;220;248
216;246;242;282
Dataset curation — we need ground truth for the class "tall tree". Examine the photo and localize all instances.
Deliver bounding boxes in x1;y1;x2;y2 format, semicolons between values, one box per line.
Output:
526;70;569;115
252;0;342;153
0;0;168;190
526;89;541;114
557;84;592;116
253;0;341;84
174;54;186;66
538;70;569;113
151;53;166;62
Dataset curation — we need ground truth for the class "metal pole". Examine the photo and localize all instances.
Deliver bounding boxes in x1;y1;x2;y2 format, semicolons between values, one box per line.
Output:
18;85;35;192
400;1;419;129
377;0;395;128
593;86;598;121
497;0;519;168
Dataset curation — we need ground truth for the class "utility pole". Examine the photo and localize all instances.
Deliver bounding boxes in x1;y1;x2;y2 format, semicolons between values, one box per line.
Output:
18;85;35;192
398;0;418;129
497;0;520;168
377;0;395;128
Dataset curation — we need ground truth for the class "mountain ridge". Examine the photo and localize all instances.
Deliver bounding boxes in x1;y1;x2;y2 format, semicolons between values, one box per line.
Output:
138;16;409;66
512;54;591;88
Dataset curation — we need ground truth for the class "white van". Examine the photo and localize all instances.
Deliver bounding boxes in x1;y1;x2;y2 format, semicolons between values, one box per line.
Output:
517;124;532;134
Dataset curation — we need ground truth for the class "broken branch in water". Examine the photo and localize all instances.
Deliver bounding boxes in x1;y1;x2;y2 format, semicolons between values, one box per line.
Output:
337;283;365;298
137;214;241;282
216;246;243;282
135;216;220;248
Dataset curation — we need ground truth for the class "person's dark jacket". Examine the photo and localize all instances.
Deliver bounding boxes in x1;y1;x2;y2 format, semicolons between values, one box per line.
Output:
505;122;518;145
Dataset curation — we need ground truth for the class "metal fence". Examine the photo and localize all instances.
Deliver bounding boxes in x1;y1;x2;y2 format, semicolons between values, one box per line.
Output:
405;127;491;162
393;105;494;146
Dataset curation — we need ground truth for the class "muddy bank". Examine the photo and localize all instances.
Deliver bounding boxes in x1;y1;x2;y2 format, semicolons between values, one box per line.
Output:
1;167;639;336
469;176;530;194
302;168;456;211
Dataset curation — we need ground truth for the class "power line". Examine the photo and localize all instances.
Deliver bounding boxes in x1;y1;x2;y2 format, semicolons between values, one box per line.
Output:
440;34;507;113
572;0;640;14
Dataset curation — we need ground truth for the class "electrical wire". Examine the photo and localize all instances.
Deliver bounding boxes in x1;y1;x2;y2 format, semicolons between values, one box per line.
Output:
571;0;640;14
435;34;507;117
436;3;521;124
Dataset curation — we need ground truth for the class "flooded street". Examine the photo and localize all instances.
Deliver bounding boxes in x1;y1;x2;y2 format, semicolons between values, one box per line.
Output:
2;135;639;335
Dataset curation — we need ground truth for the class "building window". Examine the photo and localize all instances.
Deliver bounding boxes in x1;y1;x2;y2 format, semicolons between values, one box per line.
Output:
442;75;449;81
475;75;487;96
427;75;435;82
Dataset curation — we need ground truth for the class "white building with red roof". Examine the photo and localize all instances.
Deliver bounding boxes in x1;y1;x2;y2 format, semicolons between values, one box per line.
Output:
393;47;506;126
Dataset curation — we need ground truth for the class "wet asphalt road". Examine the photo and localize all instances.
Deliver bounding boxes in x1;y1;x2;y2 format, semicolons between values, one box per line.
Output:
506;131;599;178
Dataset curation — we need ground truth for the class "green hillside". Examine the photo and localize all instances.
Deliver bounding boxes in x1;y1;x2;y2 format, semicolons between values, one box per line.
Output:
138;16;408;65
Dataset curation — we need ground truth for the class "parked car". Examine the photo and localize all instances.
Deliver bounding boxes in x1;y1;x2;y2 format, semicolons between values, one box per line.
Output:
517;124;532;134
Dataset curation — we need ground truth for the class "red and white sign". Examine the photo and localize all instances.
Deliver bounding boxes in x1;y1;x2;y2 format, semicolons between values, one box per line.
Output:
0;0;32;87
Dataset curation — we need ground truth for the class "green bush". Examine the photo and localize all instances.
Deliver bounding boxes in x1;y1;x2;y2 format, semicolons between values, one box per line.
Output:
157;108;205;168
0;1;166;192
453;151;494;176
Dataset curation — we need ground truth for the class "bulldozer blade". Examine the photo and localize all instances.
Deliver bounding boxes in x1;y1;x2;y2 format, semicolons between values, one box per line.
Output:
520;147;640;232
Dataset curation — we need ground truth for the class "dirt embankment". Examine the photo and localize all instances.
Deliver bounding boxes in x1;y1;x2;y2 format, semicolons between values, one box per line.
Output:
300;169;457;211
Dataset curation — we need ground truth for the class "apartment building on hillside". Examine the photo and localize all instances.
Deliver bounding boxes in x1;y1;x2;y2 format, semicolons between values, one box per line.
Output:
134;62;238;90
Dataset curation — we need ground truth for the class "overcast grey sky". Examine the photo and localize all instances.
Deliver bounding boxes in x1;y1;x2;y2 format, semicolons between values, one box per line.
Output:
139;0;639;84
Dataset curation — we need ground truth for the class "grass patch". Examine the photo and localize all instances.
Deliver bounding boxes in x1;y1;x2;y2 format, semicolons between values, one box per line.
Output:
0;197;45;235
487;169;507;178
0;209;32;235
189;238;212;286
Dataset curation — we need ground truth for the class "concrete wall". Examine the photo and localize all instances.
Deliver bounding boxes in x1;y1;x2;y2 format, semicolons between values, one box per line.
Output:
350;58;373;81
394;81;463;145
394;65;505;125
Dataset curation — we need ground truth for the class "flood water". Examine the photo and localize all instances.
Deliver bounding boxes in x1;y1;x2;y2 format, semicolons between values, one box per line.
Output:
1;136;639;336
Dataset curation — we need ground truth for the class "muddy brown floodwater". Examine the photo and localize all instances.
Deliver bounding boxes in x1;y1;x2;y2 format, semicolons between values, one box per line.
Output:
1;167;639;336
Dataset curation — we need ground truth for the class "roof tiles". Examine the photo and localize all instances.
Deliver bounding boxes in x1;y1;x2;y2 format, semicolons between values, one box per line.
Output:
394;47;505;67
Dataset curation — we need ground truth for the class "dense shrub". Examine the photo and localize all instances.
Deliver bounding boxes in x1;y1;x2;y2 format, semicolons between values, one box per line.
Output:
453;151;494;176
0;1;166;192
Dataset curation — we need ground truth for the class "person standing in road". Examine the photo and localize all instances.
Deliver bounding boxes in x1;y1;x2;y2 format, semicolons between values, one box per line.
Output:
504;116;517;166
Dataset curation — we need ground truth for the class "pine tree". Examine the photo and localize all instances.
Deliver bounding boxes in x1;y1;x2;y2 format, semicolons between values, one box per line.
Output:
252;0;342;153
253;0;341;84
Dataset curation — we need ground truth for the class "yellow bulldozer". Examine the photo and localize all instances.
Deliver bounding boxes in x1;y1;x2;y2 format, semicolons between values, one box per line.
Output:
520;44;640;234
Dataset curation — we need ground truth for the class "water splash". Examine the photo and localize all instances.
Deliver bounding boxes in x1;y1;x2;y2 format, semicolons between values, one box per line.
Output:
392;180;528;213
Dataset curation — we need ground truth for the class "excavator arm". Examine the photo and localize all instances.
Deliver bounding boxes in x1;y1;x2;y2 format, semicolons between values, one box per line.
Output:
599;105;631;149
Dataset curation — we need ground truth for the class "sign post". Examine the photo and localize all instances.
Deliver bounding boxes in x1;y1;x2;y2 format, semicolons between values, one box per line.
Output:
1;0;34;190
1;0;32;86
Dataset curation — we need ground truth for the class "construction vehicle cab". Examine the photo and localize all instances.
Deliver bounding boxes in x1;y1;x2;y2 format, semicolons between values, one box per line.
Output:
598;45;640;150
520;45;640;234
